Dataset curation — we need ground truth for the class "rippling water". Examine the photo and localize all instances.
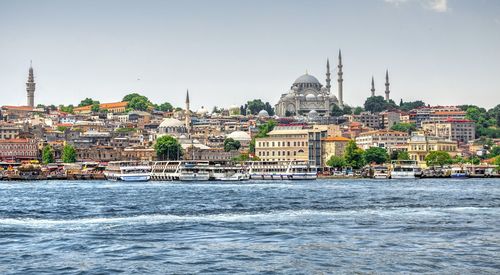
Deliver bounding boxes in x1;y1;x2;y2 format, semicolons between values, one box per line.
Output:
0;179;499;274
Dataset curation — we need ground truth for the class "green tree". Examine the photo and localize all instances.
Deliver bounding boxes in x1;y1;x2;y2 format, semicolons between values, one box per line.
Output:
246;99;274;115
364;96;387;113
326;155;346;169
353;106;364;115
123;93;153;111
397;151;410;160
91;103;100;113
399;100;426;112
330;104;344;117
223;138;241;152
344;140;366;169
489;146;500;158
342;105;353;115
364;147;389;164
425;151;452;167
468;156;481;165
42;145;55;164
62;144;77;163
156;102;174;112
250;120;277;153
78;98;99;107
391;123;417;133
57;126;68;132
495;156;500;172
154;135;183;160
59;104;74;114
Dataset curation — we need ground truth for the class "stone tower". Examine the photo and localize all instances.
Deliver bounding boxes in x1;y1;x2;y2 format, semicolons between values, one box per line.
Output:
185;90;191;133
26;61;35;108
371;76;375;97
385;70;390;101
325;58;331;94
337;50;344;107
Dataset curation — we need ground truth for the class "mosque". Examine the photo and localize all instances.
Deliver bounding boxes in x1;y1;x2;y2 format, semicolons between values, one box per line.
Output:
275;51;345;117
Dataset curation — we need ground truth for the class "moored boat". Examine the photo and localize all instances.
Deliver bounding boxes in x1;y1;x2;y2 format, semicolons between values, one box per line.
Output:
390;160;421;179
104;161;151;182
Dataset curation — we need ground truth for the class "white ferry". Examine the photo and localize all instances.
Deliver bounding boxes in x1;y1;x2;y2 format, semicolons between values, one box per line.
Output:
390;160;421;179
450;167;469;178
151;161;182;181
372;166;390;179
248;160;317;180
210;163;249;181
104;161;151;182
179;162;210;181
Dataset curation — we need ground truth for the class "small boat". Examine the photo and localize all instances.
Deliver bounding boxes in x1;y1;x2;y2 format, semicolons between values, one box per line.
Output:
104;161;151;182
210;164;249;181
450;167;468;178
390;160;421;179
373;166;390;179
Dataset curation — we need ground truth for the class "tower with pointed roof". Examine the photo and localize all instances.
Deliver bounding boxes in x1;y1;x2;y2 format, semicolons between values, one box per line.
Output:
185;90;191;134
26;61;35;108
371;76;375;97
385;70;390;101
325;58;331;94
337;50;344;107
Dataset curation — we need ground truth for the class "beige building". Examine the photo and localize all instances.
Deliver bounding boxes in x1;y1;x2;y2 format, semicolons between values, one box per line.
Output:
379;111;400;129
421;119;475;143
355;130;408;152
255;127;309;162
321;136;350;166
0;123;21;140
407;132;458;164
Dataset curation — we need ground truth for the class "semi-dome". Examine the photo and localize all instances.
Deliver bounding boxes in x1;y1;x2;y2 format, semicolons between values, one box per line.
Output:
294;74;320;85
227;131;251;141
159;118;184;128
258;109;269;117
308;110;319;118
305;94;316;101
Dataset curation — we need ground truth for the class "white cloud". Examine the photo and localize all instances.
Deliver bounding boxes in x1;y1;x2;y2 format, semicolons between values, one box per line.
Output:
384;0;449;13
426;0;448;13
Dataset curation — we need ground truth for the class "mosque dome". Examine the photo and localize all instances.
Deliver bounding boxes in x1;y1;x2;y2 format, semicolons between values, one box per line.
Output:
329;94;339;103
196;106;209;115
308;110;319;119
306;94;316;101
294;74;321;85
258;109;270;118
227;131;251;141
159;118;184;128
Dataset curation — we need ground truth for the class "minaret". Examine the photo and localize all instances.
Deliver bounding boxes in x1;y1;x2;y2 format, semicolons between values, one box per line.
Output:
370;76;375;97
385;69;390;101
26;61;35;108
337;49;344;107
325;58;331;94
185;90;191;134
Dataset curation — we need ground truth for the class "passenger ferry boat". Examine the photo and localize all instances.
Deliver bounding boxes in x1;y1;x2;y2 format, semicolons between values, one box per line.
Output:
390;160;421;179
248;160;317;180
151;161;182;181
209;163;249;181
178;161;210;181
372;166;390;179
104;161;151;182
450;166;469;178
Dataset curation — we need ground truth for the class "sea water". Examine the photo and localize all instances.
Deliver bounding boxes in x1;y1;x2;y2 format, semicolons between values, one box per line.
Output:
0;179;499;274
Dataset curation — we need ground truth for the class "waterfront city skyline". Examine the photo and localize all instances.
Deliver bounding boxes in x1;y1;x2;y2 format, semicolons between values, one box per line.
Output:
1;0;500;109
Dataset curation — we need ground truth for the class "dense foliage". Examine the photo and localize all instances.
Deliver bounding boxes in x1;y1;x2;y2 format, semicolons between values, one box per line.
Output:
343;140;366;169
326;155;346;169
391;123;417;133
462;104;500;138
42;145;55;164
242;99;275;116
223;138;241;152
78;98;99;107
363;96;397;113
123;93;153;111
155;102;174;112
425;151;452;167
62;144;77;163
154;135;183;160
250;120;277;153
363;147;389;164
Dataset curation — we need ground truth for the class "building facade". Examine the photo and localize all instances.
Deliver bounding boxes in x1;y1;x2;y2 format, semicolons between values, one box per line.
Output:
421;119;475;143
0;138;38;161
355;130;409;152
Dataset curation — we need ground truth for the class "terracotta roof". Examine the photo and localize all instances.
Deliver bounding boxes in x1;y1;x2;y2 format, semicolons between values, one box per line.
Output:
0;138;33;143
433;111;466;115
322;136;351;142
360;129;408;136
1;106;34;111
73;101;128;112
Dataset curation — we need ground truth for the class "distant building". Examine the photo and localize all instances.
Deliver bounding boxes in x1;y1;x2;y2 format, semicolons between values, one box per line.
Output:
0;138;38;161
321;136;350;167
73;102;128;114
407;132;458;164
0;123;21;140
354;112;380;129
26;62;36;108
421;119;475;143
379;111;400;129
355;130;409;152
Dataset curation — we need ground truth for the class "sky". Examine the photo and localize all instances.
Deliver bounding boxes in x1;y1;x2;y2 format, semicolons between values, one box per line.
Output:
1;0;499;110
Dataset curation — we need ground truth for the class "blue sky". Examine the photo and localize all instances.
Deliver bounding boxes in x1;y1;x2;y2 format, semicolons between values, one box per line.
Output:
1;0;499;110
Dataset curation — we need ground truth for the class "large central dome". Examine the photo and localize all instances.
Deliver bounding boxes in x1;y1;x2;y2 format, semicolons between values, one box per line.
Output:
293;74;320;85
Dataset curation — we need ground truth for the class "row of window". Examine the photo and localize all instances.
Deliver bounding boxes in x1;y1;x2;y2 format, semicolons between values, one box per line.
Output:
257;150;303;157
0;145;36;150
258;141;306;147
